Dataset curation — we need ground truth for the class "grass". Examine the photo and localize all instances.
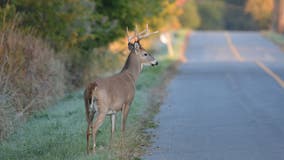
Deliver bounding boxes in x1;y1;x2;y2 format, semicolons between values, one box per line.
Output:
262;31;284;51
0;30;188;160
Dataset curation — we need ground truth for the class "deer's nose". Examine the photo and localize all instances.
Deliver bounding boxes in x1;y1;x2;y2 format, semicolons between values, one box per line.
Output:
151;61;158;66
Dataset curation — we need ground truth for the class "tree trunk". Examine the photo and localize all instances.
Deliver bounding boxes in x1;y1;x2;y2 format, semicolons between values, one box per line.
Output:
272;0;279;31
278;0;284;33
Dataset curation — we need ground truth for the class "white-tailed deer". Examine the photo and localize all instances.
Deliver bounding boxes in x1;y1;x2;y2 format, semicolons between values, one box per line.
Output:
84;24;158;154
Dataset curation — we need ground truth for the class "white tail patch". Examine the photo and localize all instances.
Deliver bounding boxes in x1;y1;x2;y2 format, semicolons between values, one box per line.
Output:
89;98;97;113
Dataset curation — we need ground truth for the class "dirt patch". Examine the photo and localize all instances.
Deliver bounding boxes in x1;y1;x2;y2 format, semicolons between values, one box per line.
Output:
135;61;180;158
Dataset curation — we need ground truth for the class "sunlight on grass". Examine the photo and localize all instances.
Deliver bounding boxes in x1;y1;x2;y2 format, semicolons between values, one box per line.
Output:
0;30;188;160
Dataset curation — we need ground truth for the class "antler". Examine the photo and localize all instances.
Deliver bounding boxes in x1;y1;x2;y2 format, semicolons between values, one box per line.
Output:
126;27;136;43
126;24;158;43
137;24;159;41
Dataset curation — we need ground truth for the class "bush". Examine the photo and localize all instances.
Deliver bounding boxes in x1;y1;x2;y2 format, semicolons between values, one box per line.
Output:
224;2;258;30
197;0;225;30
0;28;65;139
179;0;201;29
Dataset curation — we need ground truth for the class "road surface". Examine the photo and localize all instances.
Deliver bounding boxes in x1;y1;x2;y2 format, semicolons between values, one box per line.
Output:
144;31;284;160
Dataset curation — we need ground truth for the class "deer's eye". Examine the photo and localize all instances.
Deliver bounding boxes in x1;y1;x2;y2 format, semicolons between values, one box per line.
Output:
144;53;148;56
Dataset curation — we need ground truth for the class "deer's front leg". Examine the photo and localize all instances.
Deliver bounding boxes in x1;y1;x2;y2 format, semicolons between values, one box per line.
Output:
86;122;92;154
92;113;106;153
121;104;130;132
108;114;116;149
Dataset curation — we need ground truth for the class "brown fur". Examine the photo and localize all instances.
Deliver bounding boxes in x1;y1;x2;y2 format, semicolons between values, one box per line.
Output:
84;25;158;154
84;82;97;123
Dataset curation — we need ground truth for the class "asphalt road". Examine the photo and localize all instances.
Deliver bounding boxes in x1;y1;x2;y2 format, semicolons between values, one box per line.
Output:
144;31;284;160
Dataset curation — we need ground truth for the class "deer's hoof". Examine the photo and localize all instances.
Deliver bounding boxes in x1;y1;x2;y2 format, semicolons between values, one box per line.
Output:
92;145;96;154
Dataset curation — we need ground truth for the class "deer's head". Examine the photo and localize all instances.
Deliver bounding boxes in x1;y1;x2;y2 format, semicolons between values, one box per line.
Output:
127;24;158;67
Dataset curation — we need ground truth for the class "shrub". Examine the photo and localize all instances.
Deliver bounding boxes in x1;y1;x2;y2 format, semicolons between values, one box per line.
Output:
0;28;65;139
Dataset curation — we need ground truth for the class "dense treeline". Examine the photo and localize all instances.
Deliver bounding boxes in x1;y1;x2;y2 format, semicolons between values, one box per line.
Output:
1;0;163;49
0;0;182;139
0;0;181;85
179;0;274;30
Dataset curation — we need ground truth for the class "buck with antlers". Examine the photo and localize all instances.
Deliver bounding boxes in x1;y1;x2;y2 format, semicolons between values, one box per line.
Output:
84;24;158;154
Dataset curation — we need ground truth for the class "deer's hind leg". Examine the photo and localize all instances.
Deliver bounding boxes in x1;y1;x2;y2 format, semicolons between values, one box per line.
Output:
92;112;106;153
108;114;116;149
110;114;116;139
86;111;95;154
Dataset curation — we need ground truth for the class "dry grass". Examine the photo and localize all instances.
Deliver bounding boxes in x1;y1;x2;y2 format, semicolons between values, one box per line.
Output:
0;28;65;139
0;30;189;160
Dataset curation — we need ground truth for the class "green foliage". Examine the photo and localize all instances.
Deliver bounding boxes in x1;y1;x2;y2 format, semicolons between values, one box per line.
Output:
0;30;187;159
0;28;65;139
179;0;201;29
0;0;169;88
194;0;268;30
147;0;183;31
0;2;17;28
0;0;179;140
245;0;274;29
0;53;174;160
0;0;172;90
197;0;225;30
1;0;165;51
224;1;258;30
262;31;284;50
12;0;95;49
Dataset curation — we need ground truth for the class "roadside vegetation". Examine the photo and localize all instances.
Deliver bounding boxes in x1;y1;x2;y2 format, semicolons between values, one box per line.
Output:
0;0;182;140
0;30;188;160
178;0;274;30
0;0;278;140
1;0;281;159
262;31;284;51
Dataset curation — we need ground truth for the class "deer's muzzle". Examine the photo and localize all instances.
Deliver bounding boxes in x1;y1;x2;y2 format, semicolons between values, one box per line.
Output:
151;61;158;66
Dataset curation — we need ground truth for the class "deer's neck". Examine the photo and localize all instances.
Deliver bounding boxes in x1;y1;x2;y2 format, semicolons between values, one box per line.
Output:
121;52;141;82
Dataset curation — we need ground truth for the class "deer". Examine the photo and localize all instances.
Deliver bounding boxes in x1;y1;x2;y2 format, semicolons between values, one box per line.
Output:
84;24;159;154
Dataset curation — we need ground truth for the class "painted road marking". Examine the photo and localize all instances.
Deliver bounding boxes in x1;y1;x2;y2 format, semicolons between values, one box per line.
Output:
256;61;284;88
225;32;284;88
224;32;244;62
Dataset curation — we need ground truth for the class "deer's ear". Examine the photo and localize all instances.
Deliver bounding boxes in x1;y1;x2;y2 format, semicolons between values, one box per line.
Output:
128;43;134;51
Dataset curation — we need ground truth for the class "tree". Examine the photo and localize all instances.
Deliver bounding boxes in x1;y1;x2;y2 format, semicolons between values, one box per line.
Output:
147;0;183;32
223;0;257;30
273;0;284;33
7;0;166;50
178;0;201;29
197;0;225;30
245;0;274;29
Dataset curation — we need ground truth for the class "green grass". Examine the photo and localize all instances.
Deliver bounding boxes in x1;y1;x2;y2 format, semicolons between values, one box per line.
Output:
0;30;188;160
262;31;284;51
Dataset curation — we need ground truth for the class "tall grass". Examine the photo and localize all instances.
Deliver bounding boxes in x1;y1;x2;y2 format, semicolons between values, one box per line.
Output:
0;58;175;160
0;30;188;159
0;27;65;139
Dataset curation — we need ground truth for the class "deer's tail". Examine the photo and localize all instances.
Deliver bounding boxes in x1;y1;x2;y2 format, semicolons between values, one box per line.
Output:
84;82;97;123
